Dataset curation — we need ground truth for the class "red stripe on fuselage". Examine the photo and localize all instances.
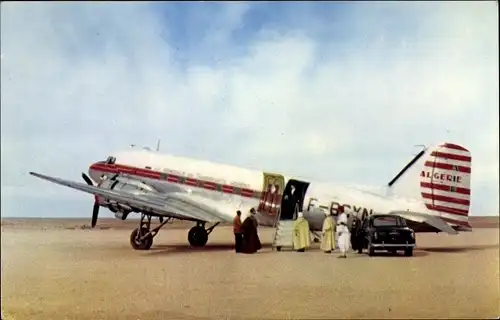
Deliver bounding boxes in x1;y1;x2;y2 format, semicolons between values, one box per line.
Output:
90;163;259;199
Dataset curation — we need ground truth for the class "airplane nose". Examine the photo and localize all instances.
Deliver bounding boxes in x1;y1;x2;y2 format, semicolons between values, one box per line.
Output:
88;162;101;184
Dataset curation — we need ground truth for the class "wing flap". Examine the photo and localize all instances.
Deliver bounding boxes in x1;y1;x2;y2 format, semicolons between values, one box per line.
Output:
389;210;459;235
29;172;232;223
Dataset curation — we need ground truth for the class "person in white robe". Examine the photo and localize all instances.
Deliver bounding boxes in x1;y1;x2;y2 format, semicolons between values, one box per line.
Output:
336;208;351;258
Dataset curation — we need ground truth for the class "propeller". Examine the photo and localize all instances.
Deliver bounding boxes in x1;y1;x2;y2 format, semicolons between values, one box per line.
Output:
82;173;94;186
82;172;100;228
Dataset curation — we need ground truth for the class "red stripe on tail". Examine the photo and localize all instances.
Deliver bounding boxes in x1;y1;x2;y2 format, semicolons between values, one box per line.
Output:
421;193;470;206
420;182;470;195
424;161;471;173
430;151;471;162
441;143;469;152
425;204;469;216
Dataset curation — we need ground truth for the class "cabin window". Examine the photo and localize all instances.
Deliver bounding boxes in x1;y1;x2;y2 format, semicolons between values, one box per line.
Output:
145;166;152;170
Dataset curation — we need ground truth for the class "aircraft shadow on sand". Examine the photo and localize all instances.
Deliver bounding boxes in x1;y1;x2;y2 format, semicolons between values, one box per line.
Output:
351;250;429;258
146;244;435;258
145;242;274;256
418;244;499;253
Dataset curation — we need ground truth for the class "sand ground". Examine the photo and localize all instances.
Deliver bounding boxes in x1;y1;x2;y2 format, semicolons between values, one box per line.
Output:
1;220;499;319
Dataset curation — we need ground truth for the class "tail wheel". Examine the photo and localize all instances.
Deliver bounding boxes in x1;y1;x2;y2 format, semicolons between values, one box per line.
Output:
130;227;153;250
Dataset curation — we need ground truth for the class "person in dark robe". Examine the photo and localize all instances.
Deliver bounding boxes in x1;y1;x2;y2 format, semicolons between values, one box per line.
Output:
282;184;300;220
241;208;262;254
350;215;362;251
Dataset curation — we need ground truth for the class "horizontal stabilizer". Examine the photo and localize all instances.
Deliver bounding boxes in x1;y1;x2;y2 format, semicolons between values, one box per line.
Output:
390;210;458;235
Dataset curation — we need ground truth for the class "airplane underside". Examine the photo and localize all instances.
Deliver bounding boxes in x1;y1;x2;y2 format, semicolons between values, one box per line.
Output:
128;212;221;250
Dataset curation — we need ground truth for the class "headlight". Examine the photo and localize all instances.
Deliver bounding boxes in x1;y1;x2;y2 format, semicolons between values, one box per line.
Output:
410;231;415;239
374;232;378;240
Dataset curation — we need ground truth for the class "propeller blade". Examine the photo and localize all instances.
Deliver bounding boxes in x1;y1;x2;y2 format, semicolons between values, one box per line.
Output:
91;201;99;228
82;173;94;186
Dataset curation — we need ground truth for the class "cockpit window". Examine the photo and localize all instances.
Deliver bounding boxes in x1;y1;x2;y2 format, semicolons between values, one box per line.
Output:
106;156;116;165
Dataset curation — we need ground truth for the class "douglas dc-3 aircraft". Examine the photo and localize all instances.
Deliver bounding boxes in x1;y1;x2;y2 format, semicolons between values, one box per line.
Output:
29;141;472;250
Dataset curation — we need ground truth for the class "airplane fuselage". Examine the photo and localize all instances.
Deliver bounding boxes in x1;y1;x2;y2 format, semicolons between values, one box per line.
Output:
87;149;437;231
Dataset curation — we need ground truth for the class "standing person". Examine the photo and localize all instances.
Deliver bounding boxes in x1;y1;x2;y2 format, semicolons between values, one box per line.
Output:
336;211;351;258
336;206;347;249
350;215;362;250
320;209;336;254
241;208;262;254
233;210;243;253
292;211;311;252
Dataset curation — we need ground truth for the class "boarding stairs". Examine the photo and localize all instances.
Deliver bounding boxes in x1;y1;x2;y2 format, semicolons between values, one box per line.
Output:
272;219;295;251
272;203;300;251
271;203;325;251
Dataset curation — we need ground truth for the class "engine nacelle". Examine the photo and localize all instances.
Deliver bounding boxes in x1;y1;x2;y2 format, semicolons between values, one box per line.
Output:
98;174;157;220
113;209;130;220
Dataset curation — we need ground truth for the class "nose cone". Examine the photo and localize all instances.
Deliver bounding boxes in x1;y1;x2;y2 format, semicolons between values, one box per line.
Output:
88;162;104;184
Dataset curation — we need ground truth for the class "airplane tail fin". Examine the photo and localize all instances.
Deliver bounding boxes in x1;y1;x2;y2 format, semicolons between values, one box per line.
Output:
387;142;472;228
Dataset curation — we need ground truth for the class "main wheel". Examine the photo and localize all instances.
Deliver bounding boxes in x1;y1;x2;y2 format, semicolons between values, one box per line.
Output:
130;227;153;250
404;247;413;257
188;226;208;247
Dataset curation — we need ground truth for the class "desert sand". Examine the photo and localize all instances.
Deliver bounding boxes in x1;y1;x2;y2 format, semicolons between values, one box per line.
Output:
1;218;499;320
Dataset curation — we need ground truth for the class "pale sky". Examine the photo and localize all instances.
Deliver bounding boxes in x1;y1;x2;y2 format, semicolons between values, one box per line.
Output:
1;2;498;218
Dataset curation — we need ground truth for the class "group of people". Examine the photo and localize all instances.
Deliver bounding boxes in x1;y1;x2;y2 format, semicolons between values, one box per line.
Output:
232;206;353;257
233;208;262;254
292;206;352;258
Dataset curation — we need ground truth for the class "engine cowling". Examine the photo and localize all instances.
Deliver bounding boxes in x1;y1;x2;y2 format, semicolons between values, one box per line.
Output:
113;210;130;220
97;175;157;219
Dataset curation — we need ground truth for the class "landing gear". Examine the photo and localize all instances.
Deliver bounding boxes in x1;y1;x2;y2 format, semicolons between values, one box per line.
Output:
130;227;153;250
187;222;219;247
188;227;208;247
129;213;172;250
128;214;220;250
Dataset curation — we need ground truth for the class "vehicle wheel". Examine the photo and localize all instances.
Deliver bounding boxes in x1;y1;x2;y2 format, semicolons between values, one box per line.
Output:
368;244;375;256
188;226;208;247
404;247;413;257
276;246;282;252
357;247;363;254
130;227;153;250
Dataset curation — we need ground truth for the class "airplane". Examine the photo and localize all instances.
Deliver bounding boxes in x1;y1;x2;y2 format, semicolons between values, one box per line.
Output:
29;141;472;250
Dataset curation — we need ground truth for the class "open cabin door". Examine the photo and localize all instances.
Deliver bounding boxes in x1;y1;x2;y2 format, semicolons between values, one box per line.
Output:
280;179;310;221
258;172;286;218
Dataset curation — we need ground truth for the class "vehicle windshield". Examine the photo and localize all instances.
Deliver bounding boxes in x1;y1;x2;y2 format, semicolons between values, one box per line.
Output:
372;216;406;227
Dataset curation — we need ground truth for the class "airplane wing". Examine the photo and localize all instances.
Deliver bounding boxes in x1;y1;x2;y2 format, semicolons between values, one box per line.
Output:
29;172;234;223
389;210;459;235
